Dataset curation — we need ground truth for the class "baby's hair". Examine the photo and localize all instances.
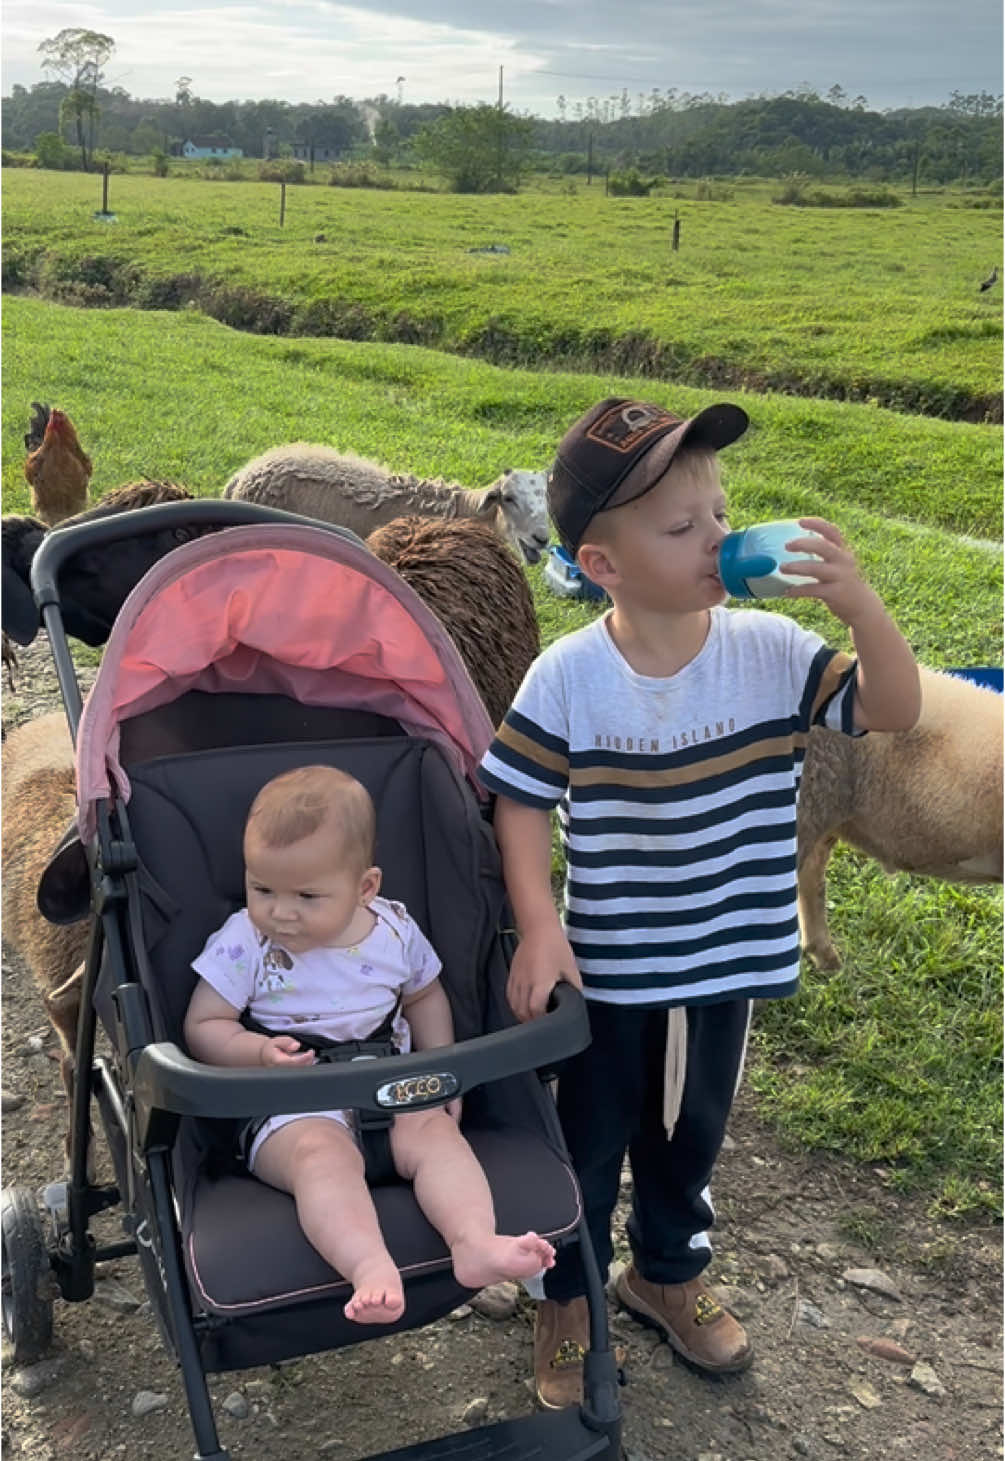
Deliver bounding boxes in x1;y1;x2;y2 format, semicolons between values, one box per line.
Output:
245;765;376;870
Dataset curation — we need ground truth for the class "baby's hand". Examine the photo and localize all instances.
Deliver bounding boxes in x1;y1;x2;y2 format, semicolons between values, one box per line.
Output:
259;1035;314;1067
781;518;883;627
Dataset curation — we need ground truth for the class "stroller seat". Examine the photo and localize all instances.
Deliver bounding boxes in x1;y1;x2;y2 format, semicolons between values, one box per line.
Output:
119;734;583;1368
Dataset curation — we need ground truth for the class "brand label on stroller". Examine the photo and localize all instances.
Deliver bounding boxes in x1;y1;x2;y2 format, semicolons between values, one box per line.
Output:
376;1072;459;1108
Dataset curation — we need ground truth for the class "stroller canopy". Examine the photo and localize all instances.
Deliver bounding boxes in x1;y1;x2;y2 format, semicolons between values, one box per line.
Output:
74;523;495;842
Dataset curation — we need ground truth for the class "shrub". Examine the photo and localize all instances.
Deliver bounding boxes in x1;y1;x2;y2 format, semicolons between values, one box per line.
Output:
608;167;657;197
775;181;903;208
328;162;395;189
694;178;733;201
34;132;73;171
772;173;809;204
258;159;306;184
151;148;170;178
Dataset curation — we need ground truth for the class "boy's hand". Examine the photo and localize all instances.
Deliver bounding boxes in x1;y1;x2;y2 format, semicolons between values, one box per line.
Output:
259;1035;315;1067
507;927;582;1023
781;518;884;627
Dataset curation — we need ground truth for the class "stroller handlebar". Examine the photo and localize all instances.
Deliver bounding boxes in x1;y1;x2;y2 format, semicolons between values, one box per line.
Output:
131;981;590;1128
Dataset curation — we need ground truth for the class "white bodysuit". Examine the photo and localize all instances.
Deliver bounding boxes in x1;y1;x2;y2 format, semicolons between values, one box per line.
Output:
192;897;441;1168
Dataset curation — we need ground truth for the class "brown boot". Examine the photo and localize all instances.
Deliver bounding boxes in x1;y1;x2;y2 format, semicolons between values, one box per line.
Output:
615;1265;753;1374
533;1296;590;1409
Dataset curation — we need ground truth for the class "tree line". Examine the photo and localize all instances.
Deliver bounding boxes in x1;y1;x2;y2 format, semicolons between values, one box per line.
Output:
3;28;1000;190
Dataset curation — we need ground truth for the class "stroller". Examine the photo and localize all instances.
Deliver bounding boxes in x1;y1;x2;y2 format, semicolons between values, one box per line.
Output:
2;501;623;1460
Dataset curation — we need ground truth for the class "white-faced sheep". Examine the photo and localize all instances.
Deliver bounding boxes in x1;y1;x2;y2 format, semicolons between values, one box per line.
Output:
797;667;1003;969
223;445;551;565
366;515;540;729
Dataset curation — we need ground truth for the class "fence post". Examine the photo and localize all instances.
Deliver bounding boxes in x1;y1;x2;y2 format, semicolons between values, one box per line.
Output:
279;181;286;227
102;161;110;214
671;209;681;251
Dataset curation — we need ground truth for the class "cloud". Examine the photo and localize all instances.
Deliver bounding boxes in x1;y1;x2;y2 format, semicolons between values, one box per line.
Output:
2;0;1000;111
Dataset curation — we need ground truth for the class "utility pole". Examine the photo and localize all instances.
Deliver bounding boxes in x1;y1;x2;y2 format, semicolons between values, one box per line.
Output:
496;64;504;191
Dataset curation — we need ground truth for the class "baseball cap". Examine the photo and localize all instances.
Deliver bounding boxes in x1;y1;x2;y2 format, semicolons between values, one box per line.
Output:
548;397;749;553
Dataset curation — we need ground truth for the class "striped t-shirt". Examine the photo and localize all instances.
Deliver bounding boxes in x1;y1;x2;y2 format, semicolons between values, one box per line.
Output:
479;606;861;1007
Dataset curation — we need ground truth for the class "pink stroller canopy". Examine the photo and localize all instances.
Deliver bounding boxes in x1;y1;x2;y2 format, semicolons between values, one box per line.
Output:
74;524;495;841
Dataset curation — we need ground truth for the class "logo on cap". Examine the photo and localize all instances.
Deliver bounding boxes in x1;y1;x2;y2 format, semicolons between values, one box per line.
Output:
585;402;678;455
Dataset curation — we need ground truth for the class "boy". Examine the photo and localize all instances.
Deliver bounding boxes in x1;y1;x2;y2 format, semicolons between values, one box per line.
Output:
478;397;920;1406
185;765;554;1325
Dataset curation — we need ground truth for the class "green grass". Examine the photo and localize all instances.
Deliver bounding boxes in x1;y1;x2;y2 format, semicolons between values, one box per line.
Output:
4;169;1002;420
749;857;1002;1218
3;294;1002;1217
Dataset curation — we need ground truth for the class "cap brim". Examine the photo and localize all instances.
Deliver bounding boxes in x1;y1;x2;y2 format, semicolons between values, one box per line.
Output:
605;402;749;511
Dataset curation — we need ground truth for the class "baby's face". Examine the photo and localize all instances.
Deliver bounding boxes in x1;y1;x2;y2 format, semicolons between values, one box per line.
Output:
244;826;377;954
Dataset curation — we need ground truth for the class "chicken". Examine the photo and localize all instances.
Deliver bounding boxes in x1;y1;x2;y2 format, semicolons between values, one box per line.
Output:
23;404;93;525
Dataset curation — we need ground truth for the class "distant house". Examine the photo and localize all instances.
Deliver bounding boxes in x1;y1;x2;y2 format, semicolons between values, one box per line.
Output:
291;141;344;164
180;135;243;160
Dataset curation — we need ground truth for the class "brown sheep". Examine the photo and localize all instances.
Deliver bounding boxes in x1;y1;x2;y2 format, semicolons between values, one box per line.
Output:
366;515;540;730
70;479;193;518
2;713;87;1157
797;667;1003;969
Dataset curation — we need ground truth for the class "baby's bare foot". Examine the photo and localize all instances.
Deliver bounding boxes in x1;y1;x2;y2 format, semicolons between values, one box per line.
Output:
344;1262;405;1324
451;1231;555;1291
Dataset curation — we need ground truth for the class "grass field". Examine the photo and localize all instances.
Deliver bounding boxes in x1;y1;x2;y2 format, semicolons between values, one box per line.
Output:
3;295;1001;1216
4;169;1002;421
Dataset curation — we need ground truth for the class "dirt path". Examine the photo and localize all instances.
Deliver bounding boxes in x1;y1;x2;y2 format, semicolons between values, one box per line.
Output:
2;640;1001;1461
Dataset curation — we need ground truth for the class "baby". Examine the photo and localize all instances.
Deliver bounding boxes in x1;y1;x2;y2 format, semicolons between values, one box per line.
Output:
184;764;554;1323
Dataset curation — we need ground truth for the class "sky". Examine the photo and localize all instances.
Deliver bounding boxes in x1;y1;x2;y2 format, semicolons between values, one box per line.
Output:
2;0;1001;115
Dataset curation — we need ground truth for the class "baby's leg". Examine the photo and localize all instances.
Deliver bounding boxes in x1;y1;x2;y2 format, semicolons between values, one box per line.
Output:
390;1109;555;1289
253;1116;403;1324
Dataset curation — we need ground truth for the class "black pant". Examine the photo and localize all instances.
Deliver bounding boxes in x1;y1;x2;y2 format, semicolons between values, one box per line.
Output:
545;997;752;1301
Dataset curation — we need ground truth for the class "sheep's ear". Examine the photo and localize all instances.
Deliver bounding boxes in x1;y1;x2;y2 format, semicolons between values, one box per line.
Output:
478;483;503;513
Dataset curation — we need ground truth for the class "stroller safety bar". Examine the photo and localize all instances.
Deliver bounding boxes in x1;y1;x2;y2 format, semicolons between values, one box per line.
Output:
131;982;589;1127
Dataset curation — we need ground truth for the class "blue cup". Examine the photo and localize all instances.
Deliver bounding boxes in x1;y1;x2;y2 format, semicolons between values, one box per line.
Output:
718;520;823;600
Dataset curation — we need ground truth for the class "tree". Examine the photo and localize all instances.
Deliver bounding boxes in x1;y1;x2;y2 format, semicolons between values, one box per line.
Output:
38;28;114;169
413;104;534;192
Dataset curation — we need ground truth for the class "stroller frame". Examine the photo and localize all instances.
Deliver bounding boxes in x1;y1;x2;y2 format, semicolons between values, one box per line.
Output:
3;502;624;1461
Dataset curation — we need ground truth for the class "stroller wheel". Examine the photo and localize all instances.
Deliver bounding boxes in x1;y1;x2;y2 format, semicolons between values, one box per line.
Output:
1;1187;55;1364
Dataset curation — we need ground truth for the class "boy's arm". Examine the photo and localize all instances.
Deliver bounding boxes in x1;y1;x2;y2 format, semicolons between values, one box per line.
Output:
184;978;314;1068
493;795;582;1023
784;519;921;732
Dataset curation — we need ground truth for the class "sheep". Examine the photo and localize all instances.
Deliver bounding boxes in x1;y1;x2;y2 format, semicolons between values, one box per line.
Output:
223;444;551;565
366;515;541;729
2;483;209;651
797;667;1003;969
1;712;87;1160
73;479;192;517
